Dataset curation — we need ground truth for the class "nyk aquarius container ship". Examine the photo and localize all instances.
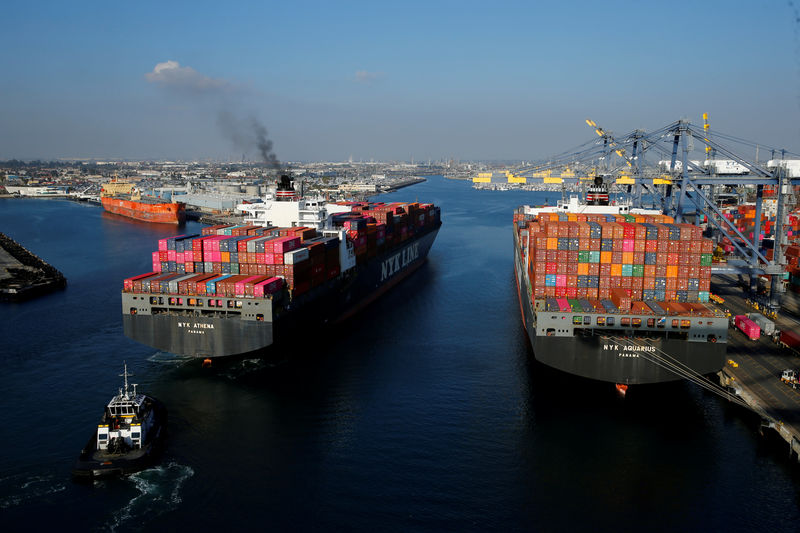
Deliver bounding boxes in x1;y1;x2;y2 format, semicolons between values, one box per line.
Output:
514;195;728;386
121;177;440;360
101;180;186;225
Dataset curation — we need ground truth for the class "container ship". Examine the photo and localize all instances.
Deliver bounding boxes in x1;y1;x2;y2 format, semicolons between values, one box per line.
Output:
101;180;186;225
514;195;728;385
121;177;441;359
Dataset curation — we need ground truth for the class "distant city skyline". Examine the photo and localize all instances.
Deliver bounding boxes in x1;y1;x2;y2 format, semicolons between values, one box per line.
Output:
1;1;798;162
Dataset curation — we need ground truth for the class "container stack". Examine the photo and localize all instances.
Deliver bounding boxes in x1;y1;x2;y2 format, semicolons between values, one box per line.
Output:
516;211;715;306
126;201;440;299
718;205;800;254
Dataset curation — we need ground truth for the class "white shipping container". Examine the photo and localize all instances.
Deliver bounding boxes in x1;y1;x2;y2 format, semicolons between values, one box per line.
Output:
284;247;310;265
747;313;775;336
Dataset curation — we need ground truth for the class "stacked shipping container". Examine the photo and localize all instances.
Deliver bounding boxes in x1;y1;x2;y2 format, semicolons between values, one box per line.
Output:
515;211;716;311
124;201;441;299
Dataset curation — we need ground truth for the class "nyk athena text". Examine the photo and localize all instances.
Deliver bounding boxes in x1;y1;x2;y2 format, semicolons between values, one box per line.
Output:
178;322;214;334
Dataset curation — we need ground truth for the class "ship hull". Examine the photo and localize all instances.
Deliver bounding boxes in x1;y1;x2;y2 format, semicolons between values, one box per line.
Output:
102;197;185;225
513;230;727;385
123;225;440;358
72;399;167;480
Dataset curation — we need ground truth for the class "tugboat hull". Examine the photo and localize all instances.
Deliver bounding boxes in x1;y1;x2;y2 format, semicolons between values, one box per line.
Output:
72;400;167;480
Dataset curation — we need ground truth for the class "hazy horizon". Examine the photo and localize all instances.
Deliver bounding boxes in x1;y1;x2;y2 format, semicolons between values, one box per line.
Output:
2;1;798;162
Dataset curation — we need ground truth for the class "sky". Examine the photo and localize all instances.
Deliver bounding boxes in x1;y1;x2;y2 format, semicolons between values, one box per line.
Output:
1;0;798;162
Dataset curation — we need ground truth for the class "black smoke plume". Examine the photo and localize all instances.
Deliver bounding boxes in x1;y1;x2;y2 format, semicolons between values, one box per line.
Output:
217;111;281;170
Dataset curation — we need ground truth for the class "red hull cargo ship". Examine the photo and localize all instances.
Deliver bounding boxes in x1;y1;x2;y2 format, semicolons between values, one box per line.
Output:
101;181;185;225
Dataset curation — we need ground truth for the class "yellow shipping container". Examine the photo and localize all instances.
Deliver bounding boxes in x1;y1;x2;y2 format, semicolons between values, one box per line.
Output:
543;177;563;184
473;177;491;183
610;264;622;276
666;265;678;278
600;251;612;263
508;177;527;184
546;238;558;250
221;251;230;263
578;263;589;275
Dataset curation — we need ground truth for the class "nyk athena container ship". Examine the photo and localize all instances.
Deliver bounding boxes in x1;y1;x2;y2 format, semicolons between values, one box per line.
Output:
121;177;440;359
514;194;728;385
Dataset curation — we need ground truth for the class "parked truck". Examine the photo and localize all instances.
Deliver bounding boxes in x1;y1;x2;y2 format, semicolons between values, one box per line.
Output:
747;313;775;336
777;329;800;356
734;315;761;340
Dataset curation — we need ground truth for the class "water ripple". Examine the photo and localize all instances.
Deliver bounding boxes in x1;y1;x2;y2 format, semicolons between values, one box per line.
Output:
103;462;194;532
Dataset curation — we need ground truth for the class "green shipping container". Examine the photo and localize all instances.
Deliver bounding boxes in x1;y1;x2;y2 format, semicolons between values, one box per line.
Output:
700;253;712;266
632;264;644;277
578;250;590;263
589;251;601;263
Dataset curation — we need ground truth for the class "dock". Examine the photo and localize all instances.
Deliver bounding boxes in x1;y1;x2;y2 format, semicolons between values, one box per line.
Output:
0;233;67;301
712;274;800;460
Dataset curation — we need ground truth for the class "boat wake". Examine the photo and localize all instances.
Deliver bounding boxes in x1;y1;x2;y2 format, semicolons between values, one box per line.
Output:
146;351;195;365
0;473;66;510
219;358;270;380
104;462;194;532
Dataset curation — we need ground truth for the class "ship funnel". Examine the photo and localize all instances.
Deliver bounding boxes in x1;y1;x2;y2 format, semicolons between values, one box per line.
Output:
586;175;610;206
275;174;299;201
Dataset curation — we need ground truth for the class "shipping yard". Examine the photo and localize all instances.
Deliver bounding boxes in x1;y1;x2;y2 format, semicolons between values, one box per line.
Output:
710;274;800;458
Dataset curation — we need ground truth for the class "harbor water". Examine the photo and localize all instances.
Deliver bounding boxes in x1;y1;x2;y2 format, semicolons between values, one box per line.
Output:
2;177;800;531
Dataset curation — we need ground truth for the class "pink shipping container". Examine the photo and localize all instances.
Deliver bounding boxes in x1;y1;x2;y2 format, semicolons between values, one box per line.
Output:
202;235;229;252
556;298;571;312
152;261;162;273
556;274;567;287
734;315;761;340
234;275;263;297
271;236;301;254
152;251;160;264
253;277;284;297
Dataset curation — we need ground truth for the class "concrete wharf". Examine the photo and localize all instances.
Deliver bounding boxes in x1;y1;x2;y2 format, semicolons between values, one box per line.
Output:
0;233;67;301
713;274;800;461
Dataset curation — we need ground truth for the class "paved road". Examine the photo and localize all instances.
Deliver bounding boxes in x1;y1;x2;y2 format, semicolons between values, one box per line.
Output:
712;274;800;436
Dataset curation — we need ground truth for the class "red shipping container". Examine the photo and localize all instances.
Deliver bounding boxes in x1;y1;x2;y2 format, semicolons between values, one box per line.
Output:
780;329;800;350
734;315;760;340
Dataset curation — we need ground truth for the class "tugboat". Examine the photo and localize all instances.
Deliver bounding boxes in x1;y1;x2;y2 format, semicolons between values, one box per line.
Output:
72;364;167;479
